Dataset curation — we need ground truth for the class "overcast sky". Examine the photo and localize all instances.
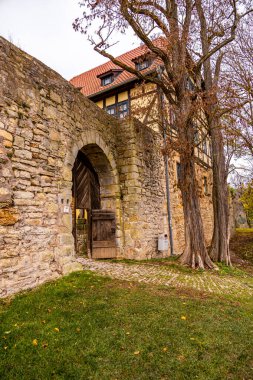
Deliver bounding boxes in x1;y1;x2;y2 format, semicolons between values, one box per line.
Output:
0;0;136;80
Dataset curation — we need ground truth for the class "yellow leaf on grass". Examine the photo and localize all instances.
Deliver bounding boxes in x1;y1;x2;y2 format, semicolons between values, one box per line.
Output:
54;327;60;332
134;351;140;355
181;316;187;320
162;347;168;352
32;339;38;346
4;346;8;350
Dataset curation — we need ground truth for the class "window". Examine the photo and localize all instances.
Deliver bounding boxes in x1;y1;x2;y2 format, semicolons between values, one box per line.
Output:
105;100;129;119
106;105;116;115
135;60;150;71
117;100;129;119
204;176;208;195
203;138;208;155
101;75;113;86
168;109;177;137
176;162;182;184
194;130;199;144
98;69;123;86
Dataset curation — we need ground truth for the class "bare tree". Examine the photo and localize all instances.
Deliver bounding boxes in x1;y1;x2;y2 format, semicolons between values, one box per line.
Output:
224;24;253;158
218;23;253;204
74;0;252;268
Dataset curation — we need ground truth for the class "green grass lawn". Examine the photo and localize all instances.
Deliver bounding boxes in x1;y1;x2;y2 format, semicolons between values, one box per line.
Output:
1;271;253;380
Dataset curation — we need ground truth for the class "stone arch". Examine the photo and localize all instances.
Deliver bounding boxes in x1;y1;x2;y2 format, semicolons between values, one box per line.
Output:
66;131;119;185
60;131;123;257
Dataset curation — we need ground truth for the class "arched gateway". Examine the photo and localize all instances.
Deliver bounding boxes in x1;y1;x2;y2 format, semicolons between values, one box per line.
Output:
72;144;121;259
0;37;172;297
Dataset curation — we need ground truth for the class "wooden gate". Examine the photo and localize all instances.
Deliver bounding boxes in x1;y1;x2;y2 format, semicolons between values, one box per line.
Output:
91;210;117;259
72;151;100;256
72;151;117;259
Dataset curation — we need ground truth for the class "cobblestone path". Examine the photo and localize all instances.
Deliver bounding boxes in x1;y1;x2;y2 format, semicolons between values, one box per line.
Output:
77;258;253;298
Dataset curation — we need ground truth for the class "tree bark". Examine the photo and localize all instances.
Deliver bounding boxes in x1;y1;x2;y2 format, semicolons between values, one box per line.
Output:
208;118;231;265
175;98;215;269
179;151;216;269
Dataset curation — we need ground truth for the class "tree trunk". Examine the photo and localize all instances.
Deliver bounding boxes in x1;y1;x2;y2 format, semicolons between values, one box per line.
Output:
179;152;216;269
208;119;231;265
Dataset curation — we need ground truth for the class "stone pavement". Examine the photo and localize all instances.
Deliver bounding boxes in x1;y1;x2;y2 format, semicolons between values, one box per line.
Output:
77;258;253;298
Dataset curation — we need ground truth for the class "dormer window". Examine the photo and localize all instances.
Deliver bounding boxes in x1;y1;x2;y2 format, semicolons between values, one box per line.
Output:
132;52;154;71
135;60;150;71
102;75;113;86
97;69;123;87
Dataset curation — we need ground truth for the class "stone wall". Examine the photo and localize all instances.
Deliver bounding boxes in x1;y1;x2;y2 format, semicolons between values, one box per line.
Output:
0;37;168;297
168;158;213;254
0;37;214;297
116;119;168;259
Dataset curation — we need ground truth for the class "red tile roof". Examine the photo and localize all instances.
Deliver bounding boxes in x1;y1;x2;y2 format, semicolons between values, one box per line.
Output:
70;42;161;98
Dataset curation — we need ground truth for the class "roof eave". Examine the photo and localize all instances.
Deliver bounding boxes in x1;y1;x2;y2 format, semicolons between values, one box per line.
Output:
87;77;137;99
87;68;157;99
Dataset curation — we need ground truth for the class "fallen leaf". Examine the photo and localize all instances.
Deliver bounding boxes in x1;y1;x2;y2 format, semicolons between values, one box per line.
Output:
134;351;140;355
177;355;185;362
126;332;130;335
4;331;11;335
76;328;81;333
3;346;8;350
181;316;187;320
32;339;38;346
54;327;60;332
162;347;168;352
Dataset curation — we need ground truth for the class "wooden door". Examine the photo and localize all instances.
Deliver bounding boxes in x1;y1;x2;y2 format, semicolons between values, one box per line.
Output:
91;210;117;259
72;151;100;256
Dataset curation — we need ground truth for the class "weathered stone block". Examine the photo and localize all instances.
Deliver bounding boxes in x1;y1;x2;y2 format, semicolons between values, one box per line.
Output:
62;167;72;181
14;191;34;199
0;208;19;225
14;135;25;147
0;129;13;142
49;130;60;141
15;149;32;160
50;90;62;104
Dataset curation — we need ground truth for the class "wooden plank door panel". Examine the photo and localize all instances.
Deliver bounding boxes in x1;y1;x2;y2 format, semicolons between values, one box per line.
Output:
91;210;117;259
